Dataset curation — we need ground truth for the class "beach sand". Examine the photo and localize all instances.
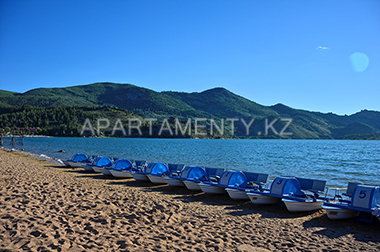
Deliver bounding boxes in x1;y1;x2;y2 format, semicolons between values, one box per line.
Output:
0;149;379;251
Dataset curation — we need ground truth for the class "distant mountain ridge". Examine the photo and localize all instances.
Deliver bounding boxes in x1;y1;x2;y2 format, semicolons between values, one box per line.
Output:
1;82;379;139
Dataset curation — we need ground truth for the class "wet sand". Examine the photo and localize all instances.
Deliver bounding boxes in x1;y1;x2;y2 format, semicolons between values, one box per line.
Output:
0;149;379;251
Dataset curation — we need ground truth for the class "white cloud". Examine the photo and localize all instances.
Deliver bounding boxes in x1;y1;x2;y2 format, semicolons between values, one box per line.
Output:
315;45;330;50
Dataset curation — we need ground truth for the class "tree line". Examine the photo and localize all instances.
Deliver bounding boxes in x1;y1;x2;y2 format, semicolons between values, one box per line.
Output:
0;105;135;136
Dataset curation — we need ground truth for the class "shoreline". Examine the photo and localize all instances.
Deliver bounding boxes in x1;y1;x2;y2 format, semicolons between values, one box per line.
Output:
1;149;380;251
1;137;379;189
0;146;65;166
2;134;380;140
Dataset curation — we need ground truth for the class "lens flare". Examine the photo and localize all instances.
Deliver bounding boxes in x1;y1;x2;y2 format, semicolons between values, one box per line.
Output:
350;52;369;72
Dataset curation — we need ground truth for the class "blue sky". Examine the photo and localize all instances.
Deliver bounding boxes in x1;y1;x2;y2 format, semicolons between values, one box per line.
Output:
1;0;379;115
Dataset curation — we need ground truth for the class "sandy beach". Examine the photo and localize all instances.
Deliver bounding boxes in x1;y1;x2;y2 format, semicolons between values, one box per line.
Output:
0;149;379;251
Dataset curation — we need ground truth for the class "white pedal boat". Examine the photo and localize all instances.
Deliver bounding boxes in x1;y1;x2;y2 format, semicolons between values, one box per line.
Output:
198;182;226;194
282;198;324;212
322;205;359;220
92;166;104;173
225;188;249;200
131;172;150;181
109;170;133;178
99;168;113;176
183;180;202;190
83;165;95;171
247;192;280;204
68;162;86;168
147;175;167;184
163;177;185;187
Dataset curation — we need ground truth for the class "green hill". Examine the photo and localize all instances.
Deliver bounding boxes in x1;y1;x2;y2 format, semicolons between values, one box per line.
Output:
164;88;278;119
1;83;379;139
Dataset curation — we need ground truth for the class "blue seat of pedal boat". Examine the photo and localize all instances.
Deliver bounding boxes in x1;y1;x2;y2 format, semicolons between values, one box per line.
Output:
250;176;304;198
110;159;133;171
68;153;89;163
227;172;268;191
134;162;168;176
92;156;112;167
166;166;207;181
201;170;247;188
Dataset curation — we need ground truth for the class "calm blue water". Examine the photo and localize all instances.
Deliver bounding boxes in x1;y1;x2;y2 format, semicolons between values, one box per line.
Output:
3;137;380;188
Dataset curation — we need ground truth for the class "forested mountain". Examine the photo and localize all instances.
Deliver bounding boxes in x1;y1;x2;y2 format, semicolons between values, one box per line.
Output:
0;105;139;137
0;82;379;139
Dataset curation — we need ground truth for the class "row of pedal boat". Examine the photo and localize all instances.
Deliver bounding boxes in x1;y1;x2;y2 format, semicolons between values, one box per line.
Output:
66;153;380;223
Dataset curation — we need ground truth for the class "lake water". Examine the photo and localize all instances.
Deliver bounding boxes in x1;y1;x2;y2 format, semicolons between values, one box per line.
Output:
2;137;379;188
